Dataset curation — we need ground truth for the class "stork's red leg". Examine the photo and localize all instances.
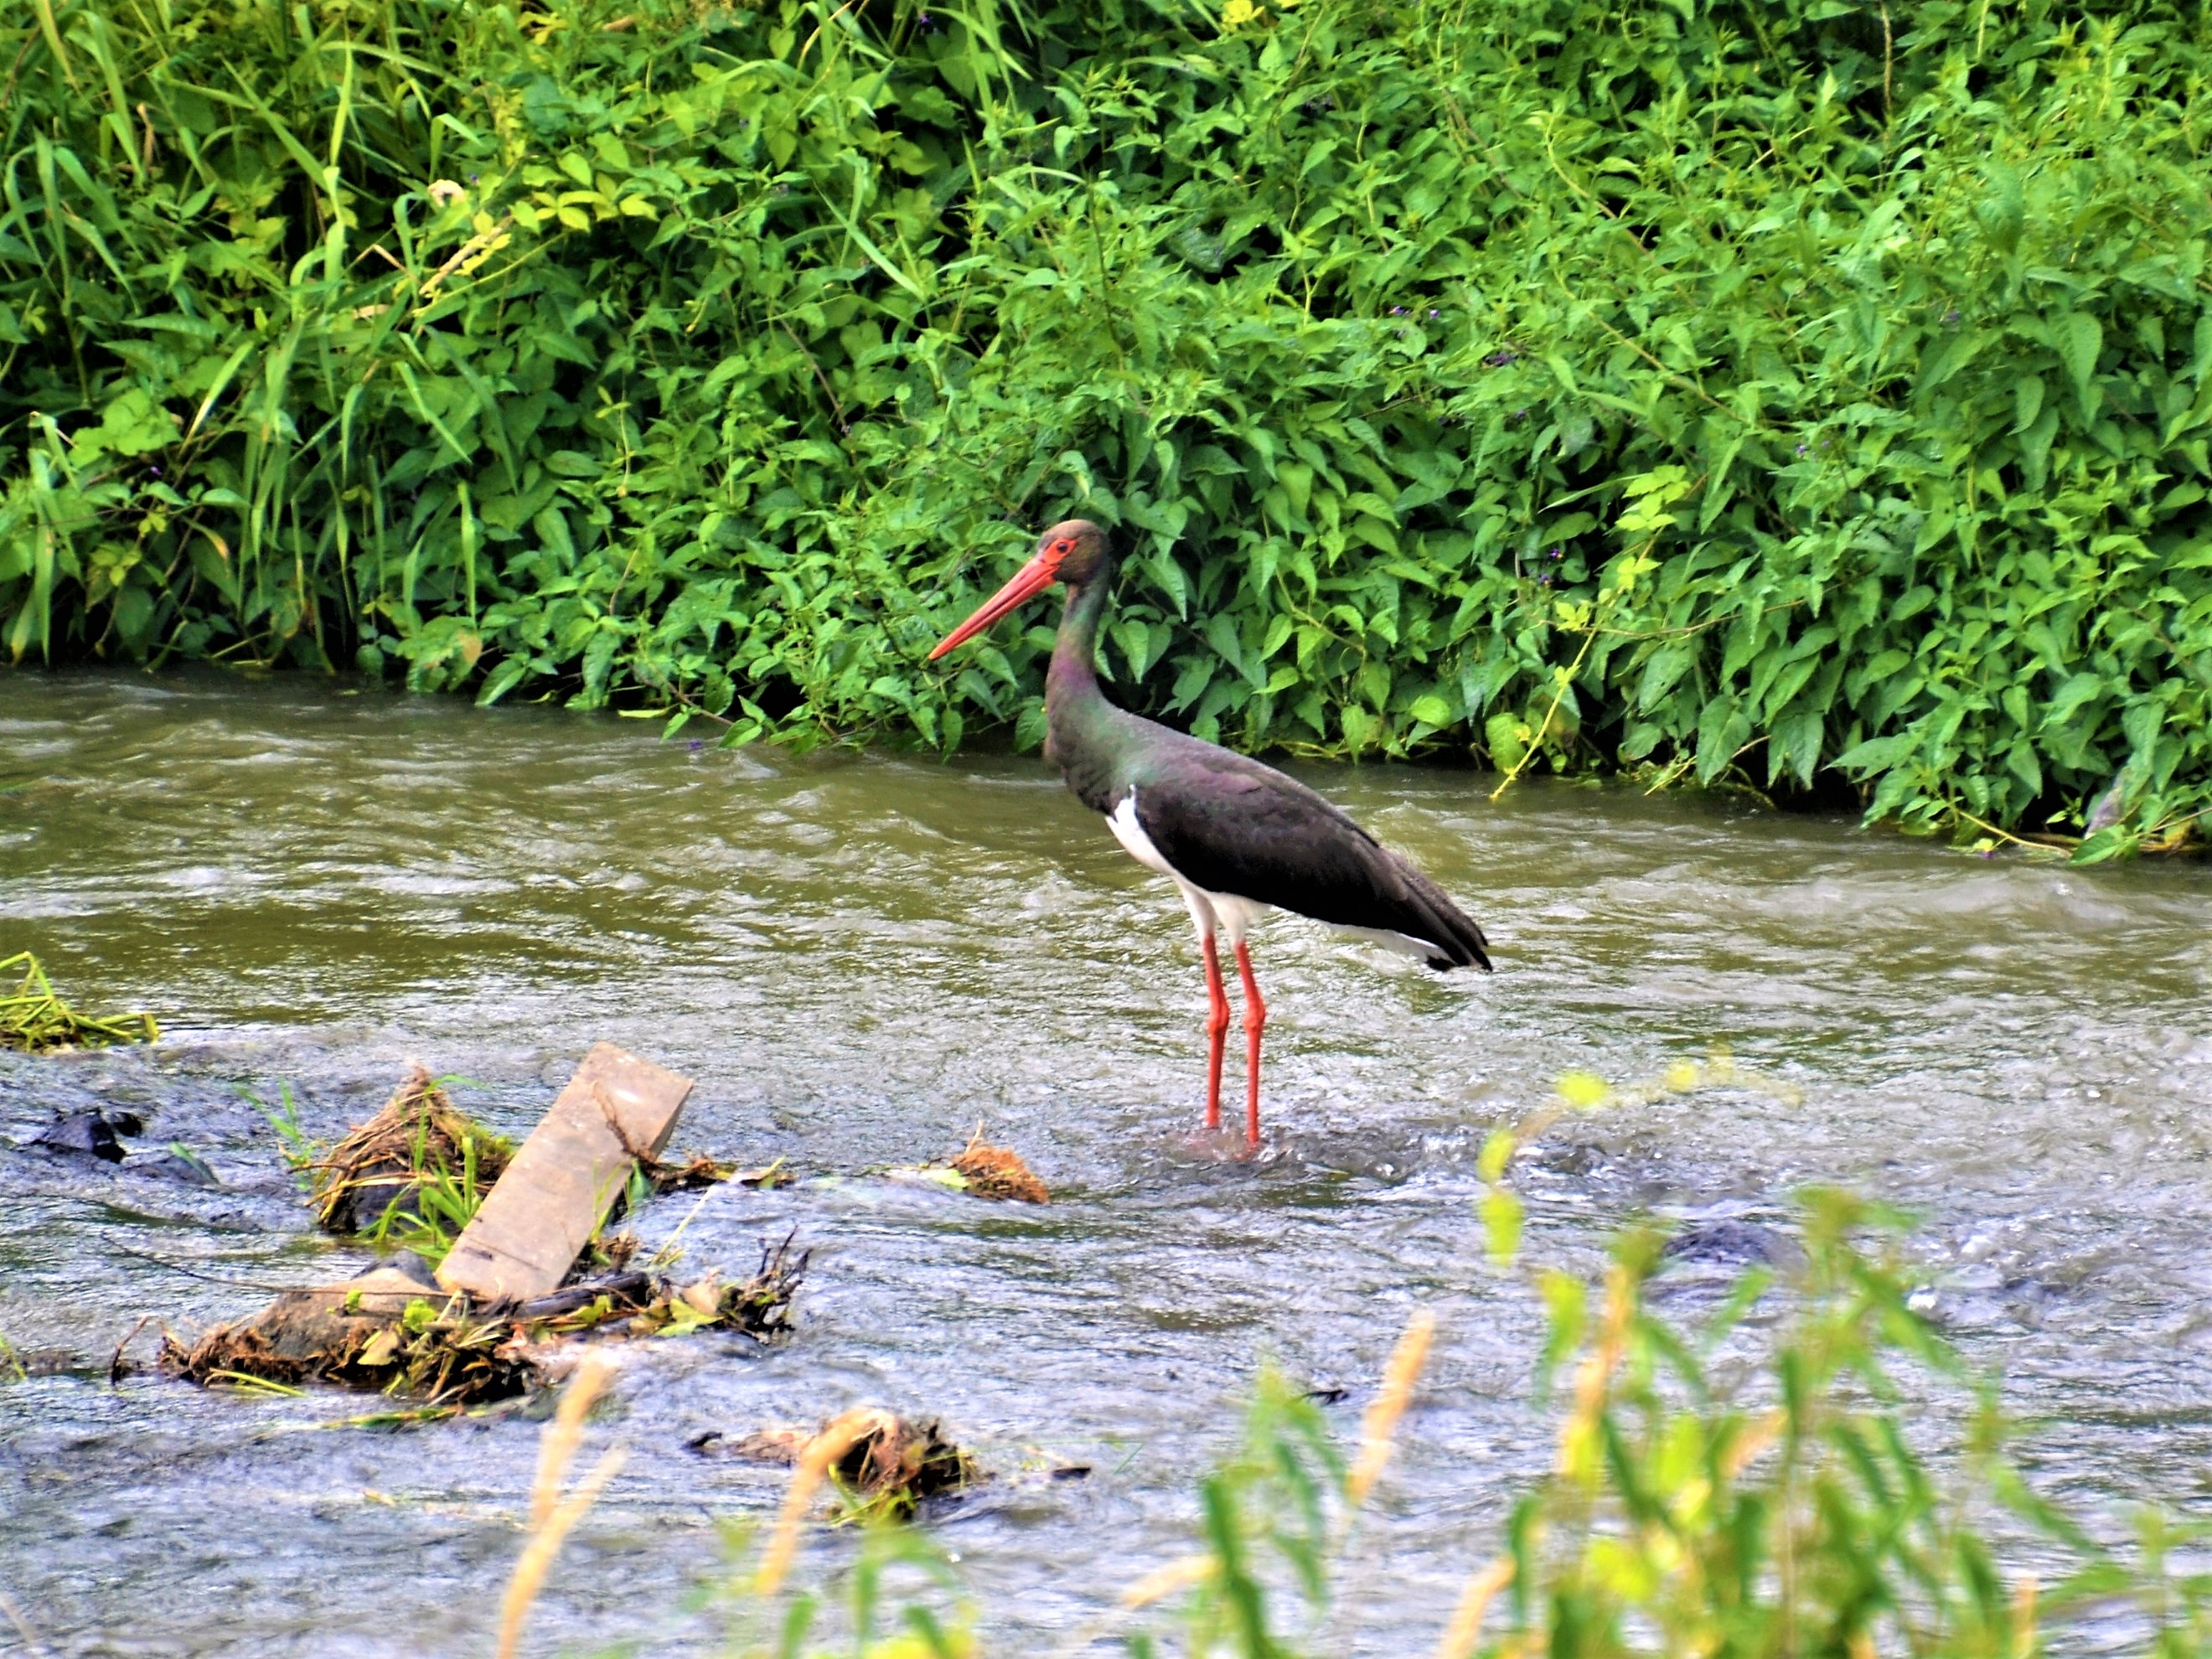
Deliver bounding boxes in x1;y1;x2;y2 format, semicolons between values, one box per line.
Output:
1233;942;1266;1146
1201;934;1231;1131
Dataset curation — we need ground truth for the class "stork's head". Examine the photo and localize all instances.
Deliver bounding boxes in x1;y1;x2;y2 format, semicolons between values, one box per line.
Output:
928;520;1109;660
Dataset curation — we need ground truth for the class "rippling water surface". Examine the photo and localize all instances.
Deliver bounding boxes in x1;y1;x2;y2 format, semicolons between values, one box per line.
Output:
3;671;2209;1655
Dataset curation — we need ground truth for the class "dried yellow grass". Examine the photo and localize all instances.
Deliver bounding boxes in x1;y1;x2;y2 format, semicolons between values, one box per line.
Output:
1120;1553;1216;1610
752;1407;880;1596
2011;1574;2039;1659
529;1350;611;1527
1558;1263;1634;1486
1347;1308;1436;1509
1434;1555;1516;1659
1723;1407;1786;1481
495;1351;624;1659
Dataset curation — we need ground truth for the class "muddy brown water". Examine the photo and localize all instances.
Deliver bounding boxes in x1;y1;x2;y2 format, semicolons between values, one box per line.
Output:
3;670;2210;1655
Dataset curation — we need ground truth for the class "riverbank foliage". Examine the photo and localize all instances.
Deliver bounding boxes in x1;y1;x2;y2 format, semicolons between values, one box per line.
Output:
5;0;2212;850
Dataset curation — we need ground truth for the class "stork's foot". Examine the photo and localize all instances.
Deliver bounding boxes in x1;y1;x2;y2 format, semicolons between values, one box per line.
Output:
1170;1123;1271;1164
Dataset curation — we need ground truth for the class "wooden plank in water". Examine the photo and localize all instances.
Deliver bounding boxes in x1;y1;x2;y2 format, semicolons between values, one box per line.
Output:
435;1042;693;1304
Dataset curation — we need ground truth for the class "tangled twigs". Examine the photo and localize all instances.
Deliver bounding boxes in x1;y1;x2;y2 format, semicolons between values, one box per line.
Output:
308;1066;511;1236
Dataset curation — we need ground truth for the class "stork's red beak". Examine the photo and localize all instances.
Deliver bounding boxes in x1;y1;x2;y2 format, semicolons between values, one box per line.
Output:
928;550;1061;660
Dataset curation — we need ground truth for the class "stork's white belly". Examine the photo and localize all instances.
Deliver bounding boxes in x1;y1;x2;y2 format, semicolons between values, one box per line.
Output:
1106;790;1271;945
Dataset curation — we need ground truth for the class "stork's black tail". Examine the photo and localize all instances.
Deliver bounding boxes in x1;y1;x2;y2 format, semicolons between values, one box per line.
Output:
1398;862;1492;973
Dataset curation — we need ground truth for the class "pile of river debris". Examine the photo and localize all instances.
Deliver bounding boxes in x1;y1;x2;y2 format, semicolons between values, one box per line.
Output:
160;1045;806;1408
13;966;1056;1513
151;1043;1050;1422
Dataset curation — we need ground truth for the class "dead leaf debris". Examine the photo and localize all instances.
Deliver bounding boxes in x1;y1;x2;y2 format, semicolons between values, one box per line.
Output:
161;1233;807;1408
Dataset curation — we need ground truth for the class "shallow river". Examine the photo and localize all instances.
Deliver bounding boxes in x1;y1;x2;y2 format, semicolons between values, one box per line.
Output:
3;671;2210;1656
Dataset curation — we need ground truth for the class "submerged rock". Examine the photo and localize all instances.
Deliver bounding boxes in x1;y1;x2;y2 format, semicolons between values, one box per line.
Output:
134;1145;222;1187
1662;1218;1801;1270
34;1110;126;1162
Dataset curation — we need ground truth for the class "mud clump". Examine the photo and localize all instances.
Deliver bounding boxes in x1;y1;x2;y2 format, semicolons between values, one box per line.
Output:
702;1406;975;1517
830;1410;974;1512
159;1256;541;1405
950;1133;1048;1204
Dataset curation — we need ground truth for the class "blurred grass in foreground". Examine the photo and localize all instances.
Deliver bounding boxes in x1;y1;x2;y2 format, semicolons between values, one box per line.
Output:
502;1188;2212;1657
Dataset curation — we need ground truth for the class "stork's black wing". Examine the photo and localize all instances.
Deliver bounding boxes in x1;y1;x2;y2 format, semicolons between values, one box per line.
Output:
1127;735;1491;971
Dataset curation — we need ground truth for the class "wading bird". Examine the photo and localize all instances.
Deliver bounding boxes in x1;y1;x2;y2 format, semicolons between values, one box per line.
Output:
930;519;1491;1148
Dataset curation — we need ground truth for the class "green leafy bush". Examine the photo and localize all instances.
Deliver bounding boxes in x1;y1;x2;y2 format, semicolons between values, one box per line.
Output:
5;0;2211;851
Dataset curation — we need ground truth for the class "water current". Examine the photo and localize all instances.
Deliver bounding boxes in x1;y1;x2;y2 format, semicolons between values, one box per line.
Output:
3;670;2209;1655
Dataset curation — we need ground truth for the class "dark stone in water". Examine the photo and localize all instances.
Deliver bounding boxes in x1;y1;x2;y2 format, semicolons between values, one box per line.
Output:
1534;1142;1605;1176
34;1111;124;1162
134;1145;222;1187
325;1157;424;1234
1662;1219;1800;1269
370;1252;442;1292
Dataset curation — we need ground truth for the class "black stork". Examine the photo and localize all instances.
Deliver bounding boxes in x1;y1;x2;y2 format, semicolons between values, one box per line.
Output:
930;519;1492;1149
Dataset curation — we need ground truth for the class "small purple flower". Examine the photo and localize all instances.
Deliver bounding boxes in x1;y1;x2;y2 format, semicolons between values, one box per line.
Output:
689;738;705;751
1485;349;1518;368
469;173;480;183
1795;442;1809;457
147;464;161;477
1941;308;1961;328
1391;306;1407;316
1427;308;1440;319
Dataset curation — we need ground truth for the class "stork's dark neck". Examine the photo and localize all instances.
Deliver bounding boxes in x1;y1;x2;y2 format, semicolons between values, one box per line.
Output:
1042;559;1132;810
1046;566;1111;707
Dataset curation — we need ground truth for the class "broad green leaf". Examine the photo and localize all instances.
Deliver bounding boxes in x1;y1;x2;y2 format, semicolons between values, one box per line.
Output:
2057;313;2103;401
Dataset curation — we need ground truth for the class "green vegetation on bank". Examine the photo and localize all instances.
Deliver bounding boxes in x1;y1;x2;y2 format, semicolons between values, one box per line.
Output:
4;0;2211;853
